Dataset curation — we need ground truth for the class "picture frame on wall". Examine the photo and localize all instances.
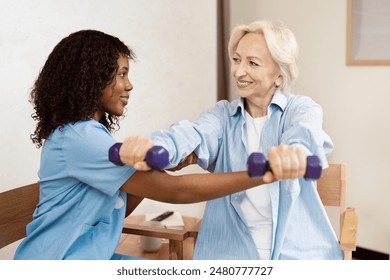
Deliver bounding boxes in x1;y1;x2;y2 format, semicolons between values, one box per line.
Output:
346;0;390;65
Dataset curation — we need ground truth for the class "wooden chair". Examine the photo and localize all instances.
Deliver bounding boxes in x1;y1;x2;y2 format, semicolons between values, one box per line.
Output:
121;163;358;260
0;183;39;250
316;163;358;260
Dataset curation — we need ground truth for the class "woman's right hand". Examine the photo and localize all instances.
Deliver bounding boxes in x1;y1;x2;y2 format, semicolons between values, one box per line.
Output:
119;136;154;171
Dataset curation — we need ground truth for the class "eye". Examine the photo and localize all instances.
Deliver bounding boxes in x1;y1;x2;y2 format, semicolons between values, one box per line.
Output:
249;61;259;67
118;72;127;78
232;57;240;63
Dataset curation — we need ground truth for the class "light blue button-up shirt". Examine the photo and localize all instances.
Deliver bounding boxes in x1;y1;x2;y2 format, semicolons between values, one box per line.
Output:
151;91;343;259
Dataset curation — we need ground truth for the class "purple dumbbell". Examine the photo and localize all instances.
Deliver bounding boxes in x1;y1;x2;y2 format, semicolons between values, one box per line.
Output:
109;143;169;170
247;152;322;180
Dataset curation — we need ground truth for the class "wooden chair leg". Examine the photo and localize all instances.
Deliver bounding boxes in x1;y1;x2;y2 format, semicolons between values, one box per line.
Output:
343;250;352;260
169;240;184;260
340;208;358;260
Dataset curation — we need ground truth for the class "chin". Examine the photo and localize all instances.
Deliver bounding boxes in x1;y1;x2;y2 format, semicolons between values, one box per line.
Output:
116;106;126;116
109;109;124;117
236;90;251;98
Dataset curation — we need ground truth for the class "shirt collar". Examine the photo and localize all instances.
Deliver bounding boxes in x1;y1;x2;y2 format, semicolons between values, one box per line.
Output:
228;90;288;117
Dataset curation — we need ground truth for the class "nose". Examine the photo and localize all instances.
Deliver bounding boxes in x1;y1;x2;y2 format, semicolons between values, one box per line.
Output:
232;62;247;78
126;80;133;92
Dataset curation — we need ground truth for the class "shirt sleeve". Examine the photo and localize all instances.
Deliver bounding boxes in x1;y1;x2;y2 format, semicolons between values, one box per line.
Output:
280;96;333;169
150;101;226;171
63;120;135;197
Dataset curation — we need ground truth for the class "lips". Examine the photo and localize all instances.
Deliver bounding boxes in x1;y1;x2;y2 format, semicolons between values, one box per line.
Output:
119;96;129;106
236;80;252;88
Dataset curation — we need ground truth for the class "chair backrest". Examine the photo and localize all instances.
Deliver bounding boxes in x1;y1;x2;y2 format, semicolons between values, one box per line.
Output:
0;183;39;249
316;163;346;232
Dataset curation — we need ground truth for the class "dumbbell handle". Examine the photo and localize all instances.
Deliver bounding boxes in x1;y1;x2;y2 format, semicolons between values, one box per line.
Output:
247;152;322;180
109;143;169;170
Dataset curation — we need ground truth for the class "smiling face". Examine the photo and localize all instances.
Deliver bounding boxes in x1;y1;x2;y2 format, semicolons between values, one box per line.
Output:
231;32;282;116
94;54;133;121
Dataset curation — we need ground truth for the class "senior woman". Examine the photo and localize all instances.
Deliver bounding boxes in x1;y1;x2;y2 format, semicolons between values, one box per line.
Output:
120;20;343;260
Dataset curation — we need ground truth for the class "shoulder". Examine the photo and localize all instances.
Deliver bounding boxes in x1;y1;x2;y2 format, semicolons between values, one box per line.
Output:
67;119;110;134
63;119;111;139
284;93;322;112
205;98;243;117
280;93;324;125
61;119;114;150
286;93;316;105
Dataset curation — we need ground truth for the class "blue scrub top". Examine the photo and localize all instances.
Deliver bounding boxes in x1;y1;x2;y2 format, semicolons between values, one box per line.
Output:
14;119;135;259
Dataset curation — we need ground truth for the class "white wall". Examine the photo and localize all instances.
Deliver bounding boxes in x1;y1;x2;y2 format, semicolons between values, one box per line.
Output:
230;0;390;254
0;0;216;259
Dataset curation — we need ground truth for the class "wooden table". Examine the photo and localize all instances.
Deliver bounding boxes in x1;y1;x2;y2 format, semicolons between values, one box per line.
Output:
115;215;200;260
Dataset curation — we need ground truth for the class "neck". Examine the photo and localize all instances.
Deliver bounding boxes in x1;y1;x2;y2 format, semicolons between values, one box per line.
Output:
92;110;103;121
244;99;269;118
244;89;276;118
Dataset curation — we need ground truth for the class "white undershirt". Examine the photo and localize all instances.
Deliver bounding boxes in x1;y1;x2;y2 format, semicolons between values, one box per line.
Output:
241;111;272;260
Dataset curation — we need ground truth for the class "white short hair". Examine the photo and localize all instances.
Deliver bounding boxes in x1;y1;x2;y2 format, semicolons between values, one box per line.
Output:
228;20;299;92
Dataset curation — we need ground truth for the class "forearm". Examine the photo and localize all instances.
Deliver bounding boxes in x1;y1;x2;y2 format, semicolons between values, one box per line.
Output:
150;121;202;167
151;116;222;170
120;170;269;204
168;172;268;203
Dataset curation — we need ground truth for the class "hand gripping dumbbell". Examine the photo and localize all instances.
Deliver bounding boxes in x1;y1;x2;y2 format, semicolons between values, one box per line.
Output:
247;152;322;180
108;143;169;170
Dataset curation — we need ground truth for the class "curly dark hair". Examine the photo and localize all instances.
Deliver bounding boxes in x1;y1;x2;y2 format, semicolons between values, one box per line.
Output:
30;30;135;147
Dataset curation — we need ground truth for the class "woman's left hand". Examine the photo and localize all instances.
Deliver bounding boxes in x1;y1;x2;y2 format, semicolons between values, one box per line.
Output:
119;135;154;171
265;144;308;181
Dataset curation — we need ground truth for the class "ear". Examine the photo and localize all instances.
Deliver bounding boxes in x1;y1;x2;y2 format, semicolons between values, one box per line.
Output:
275;74;283;87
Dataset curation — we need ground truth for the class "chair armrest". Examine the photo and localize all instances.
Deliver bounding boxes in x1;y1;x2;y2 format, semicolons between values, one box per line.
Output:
340;207;358;251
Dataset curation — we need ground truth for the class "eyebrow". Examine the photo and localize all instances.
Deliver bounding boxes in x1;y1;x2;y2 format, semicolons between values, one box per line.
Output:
246;56;263;62
234;52;262;62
